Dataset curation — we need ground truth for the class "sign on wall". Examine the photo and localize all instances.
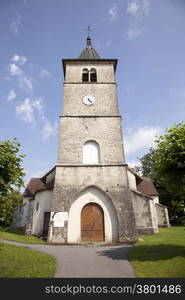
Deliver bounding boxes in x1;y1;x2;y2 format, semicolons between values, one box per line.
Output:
51;212;68;227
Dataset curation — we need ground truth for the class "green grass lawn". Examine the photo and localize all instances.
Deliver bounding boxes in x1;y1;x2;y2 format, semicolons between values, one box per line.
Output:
0;228;47;244
128;226;185;278
0;242;56;278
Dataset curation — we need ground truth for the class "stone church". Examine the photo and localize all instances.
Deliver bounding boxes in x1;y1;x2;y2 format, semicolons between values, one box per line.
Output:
12;35;170;243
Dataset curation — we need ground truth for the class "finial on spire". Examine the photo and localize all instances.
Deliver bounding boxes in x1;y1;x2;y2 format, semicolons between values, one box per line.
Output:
85;25;92;47
85;25;92;38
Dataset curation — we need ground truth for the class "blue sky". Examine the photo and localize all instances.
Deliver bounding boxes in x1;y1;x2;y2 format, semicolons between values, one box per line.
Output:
0;0;185;185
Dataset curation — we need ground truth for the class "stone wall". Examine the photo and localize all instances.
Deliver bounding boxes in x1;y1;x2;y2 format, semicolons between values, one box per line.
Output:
12;203;29;229
31;190;53;236
58;117;125;164
63;84;119;116
127;169;137;191
131;190;158;234
65;62;115;83
49;165;138;243
156;203;170;227
25;199;35;234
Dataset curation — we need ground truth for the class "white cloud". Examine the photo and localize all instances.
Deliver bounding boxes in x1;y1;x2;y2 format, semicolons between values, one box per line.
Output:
124;126;161;155
11;54;27;65
9;63;22;76
10;22;18;34
108;5;118;21
10;64;57;139
11;54;20;63
127;2;140;16
32;98;44;119
126;0;150;17
8;63;33;93
128;27;143;40
126;159;142;173
41;121;58;140
18;76;33;92
16;98;34;123
126;0;150;40
10;14;22;34
39;69;52;78
16;97;44;123
142;0;150;15
6;90;16;101
16;97;57;140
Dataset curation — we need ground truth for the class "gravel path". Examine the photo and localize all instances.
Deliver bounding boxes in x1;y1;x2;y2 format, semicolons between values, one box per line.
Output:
4;240;135;278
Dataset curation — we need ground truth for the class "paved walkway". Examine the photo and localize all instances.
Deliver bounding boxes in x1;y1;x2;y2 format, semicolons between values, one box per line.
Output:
5;240;135;278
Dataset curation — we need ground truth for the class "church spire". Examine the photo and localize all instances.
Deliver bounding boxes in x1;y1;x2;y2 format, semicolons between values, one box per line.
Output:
78;26;101;60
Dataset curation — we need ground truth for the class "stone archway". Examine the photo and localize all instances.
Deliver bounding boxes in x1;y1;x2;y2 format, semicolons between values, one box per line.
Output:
67;186;118;244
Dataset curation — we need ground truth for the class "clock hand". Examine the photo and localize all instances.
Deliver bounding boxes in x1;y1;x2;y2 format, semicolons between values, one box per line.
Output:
88;98;92;103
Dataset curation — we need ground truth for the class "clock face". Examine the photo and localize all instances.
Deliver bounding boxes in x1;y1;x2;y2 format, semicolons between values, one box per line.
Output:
82;95;95;106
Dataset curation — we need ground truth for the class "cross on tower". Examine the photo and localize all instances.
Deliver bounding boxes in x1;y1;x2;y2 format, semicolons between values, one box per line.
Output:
85;25;92;38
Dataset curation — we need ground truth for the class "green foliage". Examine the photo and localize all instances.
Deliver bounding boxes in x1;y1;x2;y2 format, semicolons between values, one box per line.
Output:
136;148;157;178
0;191;23;226
154;122;185;197
0;138;25;200
136;122;185;224
0;138;25;226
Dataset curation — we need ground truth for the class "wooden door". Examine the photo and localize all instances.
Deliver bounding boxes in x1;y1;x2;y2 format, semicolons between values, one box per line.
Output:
81;203;104;242
42;212;50;240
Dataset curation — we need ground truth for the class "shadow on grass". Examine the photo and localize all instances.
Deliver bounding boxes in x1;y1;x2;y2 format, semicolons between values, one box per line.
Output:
5;228;25;236
97;245;185;261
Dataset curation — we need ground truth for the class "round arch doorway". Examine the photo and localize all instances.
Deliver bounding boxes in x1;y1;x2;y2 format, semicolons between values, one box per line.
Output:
81;203;105;242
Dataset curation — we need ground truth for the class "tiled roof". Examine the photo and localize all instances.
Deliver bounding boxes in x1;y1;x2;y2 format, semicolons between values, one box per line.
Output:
23;178;47;197
78;47;101;59
78;37;101;60
137;178;159;196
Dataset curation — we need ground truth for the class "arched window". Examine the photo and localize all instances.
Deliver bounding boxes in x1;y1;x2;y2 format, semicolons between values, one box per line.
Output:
82;68;89;82
83;141;100;164
90;68;97;82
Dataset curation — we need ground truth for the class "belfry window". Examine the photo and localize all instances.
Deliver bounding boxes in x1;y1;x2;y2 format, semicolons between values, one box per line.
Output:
82;68;97;82
90;68;97;82
82;68;89;82
83;141;100;164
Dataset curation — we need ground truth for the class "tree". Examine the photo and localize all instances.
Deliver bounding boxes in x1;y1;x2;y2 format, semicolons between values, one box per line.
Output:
135;122;185;224
136;148;157;178
0;190;22;226
154;122;185;198
0;138;25;226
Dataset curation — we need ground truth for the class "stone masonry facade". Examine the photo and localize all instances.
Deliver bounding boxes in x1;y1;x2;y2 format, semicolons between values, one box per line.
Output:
51;165;138;243
49;59;138;243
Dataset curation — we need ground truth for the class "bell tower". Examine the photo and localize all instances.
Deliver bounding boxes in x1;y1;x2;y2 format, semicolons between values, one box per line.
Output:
49;32;138;243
